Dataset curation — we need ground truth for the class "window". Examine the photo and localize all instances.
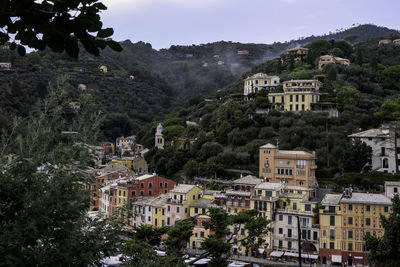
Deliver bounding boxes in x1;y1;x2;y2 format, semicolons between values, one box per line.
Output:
132;191;136;196
149;183;152;188
296;95;299;102
141;183;144;188
366;218;371;226
302;95;305;101
288;216;292;225
290;95;293;102
279;214;283;221
155;219;158;226
296;104;298;111
302;104;305;111
164;189;167;194
293;203;297;211
302;230;306;240
119;190;121;196
288;229;292;237
329;206;335;213
123;191;126;197
313;231;318;240
195;208;198;214
165;182;168;187
167;205;170;211
278;240;283;248
395;187;398;193
200;231;204;237
384;206;389;212
366;205;370;212
305;204;311;211
149;190;152;196
330;216;335;226
241;229;245;235
348;204;352;211
202;208;206;214
330;229;335;240
185;208;188;213
329;242;334;249
160;182;163;187
279;228;283;234
155;208;158;214
348;230;353;239
288;241;292;249
348;217;353;225
177;207;180;213
348;242;353;251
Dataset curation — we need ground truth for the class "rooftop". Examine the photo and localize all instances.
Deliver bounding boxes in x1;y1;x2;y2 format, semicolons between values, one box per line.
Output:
170;184;197;194
260;143;277;149
280;192;305;199
245;73;278;80
348;128;389;138
135;173;156;181
341;192;392;205
321;194;342;205
385;181;400;186
283;79;319;83
233;175;262;185
255;182;284;190
225;189;251;196
191;198;217;208
287;46;308;51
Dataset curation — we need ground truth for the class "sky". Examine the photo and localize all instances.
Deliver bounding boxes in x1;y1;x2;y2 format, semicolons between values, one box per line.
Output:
101;0;400;50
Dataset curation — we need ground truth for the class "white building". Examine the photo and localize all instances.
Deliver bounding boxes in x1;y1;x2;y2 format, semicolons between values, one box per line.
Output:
243;73;280;98
384;181;400;199
116;135;136;155
348;125;400;173
131;197;154;227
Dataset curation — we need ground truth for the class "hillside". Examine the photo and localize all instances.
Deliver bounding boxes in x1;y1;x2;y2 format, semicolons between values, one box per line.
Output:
0;24;398;141
139;36;400;190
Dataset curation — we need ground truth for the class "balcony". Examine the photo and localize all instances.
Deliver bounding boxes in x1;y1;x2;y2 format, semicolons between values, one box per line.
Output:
251;195;279;202
168;198;186;205
277;208;315;216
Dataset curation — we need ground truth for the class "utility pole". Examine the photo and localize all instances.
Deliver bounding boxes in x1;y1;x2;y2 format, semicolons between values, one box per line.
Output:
297;215;302;267
326;121;330;168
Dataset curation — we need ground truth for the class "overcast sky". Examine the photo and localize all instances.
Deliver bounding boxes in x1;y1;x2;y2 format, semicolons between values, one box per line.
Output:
101;0;400;50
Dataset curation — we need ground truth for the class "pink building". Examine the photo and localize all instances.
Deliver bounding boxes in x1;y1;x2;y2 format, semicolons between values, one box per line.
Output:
318;55;350;71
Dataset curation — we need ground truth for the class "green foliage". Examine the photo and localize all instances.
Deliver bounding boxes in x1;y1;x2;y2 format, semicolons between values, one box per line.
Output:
336;86;360;107
0;77;120;266
375;96;400;121
201;142;223;159
183;159;198;178
365;195;400;266
100;113;133;141
342;139;372;172
163;125;185;140
165;220;194;258
1;0;121;57
122;239;162;267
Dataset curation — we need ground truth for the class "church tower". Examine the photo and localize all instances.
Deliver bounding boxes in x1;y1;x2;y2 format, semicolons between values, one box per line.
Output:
155;123;164;149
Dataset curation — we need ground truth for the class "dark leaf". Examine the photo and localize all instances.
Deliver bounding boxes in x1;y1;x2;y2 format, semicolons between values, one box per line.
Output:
97;28;114;38
65;37;79;58
107;40;123;52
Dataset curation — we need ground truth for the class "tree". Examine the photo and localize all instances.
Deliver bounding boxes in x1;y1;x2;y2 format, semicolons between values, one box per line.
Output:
193;208;271;267
336;86;360;107
100;113;134;142
342;139;372;172
0;0;122;57
365;194;400;266
183;159;198;178
0;77;120;266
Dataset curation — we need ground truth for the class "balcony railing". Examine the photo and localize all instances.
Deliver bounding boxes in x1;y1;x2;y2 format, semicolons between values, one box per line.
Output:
277;208;315;215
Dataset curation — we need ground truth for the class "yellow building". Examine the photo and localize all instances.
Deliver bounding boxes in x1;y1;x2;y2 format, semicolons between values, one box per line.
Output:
151;194;168;227
268;79;322;111
259;143;318;188
189;195;218;250
286;46;309;56
243;73;280;97
166;184;203;226
111;156;148;174
319;189;392;266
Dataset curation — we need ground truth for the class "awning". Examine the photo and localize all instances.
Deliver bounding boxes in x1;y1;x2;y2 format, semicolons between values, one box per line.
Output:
354;256;363;260
332;255;342;263
270;251;284;257
283;252;318;259
258;248;265;254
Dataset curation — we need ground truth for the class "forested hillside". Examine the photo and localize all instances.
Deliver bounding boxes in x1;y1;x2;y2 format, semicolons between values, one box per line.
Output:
0;24;398;143
139;35;400;189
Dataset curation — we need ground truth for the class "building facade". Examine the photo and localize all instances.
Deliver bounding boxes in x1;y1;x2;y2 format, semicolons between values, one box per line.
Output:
155;123;164;149
348;125;400;173
268;79;322;111
318;55;350;71
243;73;280;97
259;143;318;188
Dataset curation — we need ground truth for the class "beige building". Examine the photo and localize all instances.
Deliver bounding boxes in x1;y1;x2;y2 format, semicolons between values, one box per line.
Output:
259;143;318;188
268;79;322;112
318;55;350;71
243;73;280;98
384;181;400;199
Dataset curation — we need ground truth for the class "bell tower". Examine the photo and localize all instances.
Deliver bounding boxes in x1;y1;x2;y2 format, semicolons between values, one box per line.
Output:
155;123;164;149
